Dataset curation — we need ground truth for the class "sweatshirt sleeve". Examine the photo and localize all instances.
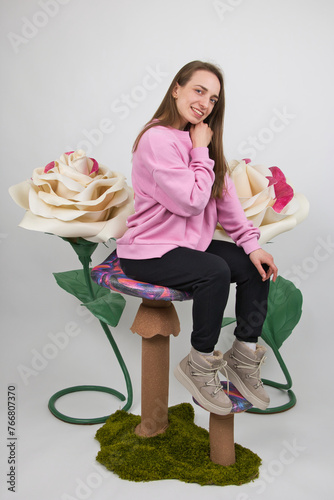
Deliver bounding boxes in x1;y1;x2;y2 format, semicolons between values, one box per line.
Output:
217;175;261;255
137;128;215;217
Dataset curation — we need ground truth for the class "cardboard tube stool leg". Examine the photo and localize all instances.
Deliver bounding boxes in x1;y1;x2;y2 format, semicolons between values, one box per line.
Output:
209;412;235;466
131;299;180;437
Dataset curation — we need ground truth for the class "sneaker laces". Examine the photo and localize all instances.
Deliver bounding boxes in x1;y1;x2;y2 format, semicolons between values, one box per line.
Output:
231;348;266;389
189;355;229;396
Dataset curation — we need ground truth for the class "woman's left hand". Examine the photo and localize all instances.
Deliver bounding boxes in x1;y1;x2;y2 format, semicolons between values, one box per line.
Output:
249;248;278;282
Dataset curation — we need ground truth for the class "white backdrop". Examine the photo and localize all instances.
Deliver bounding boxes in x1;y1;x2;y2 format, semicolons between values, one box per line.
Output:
1;1;333;500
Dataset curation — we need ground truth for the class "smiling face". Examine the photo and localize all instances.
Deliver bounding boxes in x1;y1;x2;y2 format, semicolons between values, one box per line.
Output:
172;70;221;130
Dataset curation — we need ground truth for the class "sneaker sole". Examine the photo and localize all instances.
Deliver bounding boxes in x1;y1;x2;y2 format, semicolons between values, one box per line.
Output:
225;365;269;411
173;364;232;415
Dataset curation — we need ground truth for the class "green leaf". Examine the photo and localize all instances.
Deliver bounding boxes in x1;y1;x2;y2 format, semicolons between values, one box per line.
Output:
83;293;126;327
261;276;303;350
222;317;236;328
53;269;109;303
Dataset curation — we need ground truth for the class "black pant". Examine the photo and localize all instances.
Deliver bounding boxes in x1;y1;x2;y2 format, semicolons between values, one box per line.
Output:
120;241;270;352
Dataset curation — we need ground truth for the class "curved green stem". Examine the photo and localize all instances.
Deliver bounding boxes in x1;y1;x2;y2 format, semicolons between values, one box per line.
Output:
48;386;126;425
98;320;133;411
48;237;133;423
82;255;96;300
264;342;293;391
247;342;296;414
49;320;133;422
81;254;133;412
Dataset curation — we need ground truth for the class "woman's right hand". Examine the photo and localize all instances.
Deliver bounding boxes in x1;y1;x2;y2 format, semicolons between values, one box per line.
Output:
190;122;213;148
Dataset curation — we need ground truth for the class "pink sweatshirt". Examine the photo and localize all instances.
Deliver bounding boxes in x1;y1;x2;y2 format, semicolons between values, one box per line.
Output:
116;125;261;259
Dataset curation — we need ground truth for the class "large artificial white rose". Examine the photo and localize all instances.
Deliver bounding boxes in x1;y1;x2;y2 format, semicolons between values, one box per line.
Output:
214;159;309;244
9;150;134;242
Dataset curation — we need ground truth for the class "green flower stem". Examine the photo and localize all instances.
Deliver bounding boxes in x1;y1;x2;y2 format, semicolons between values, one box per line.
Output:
80;254;133;412
97;320;133;411
48;237;133;423
262;342;293;391
81;255;97;301
247;342;296;414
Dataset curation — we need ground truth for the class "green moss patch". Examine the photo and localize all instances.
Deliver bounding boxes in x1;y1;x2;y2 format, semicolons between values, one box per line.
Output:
95;403;261;486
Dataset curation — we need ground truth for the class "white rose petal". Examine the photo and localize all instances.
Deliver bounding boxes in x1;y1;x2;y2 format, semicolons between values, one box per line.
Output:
214;159;309;244
9;150;134;242
34;170;85;194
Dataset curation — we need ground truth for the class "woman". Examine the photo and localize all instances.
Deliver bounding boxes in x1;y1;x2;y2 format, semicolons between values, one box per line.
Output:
117;60;278;415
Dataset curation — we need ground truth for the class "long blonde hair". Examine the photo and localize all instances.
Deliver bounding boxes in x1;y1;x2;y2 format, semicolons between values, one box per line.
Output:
133;60;228;198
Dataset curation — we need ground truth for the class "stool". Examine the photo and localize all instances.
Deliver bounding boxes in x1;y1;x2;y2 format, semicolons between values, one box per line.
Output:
91;250;191;436
91;250;248;465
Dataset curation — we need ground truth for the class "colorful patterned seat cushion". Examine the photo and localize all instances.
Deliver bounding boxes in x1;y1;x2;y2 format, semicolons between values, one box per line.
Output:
91;250;192;302
193;382;253;413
